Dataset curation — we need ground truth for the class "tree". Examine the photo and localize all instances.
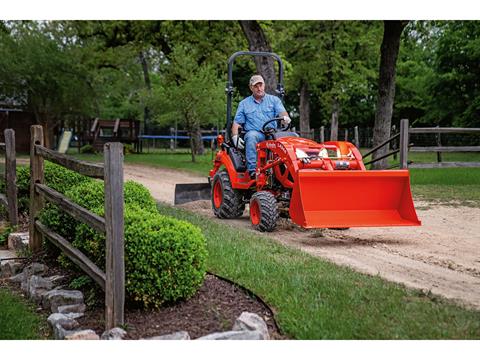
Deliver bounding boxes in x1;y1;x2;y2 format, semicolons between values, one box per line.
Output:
238;21;277;94
147;46;225;162
372;20;409;169
0;21;96;148
428;21;480;127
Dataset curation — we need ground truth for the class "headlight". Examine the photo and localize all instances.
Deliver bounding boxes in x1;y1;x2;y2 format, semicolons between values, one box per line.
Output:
295;148;309;159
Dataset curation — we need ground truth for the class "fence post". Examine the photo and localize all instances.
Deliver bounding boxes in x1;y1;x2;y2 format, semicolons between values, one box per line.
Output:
399;119;409;169
104;142;125;330
29;126;45;253
320;126;325;143
354;126;359;149
436;125;443;163
4;129;18;226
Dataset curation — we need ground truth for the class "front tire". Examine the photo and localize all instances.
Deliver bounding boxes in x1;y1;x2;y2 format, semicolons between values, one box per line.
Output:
212;170;245;218
249;191;278;232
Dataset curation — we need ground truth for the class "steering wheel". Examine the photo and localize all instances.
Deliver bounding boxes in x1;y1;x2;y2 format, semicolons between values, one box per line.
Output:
261;117;291;135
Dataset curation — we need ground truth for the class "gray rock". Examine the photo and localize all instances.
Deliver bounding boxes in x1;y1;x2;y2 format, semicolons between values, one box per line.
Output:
8;262;23;276
65;330;100;340
23;263;48;276
47;313;79;330
46;275;66;285
9;272;25;283
58;303;86;314
0;261;13;278
144;331;190;340
42;289;84;313
196;330;265;340
101;327;128;340
232;312;270;340
1;261;23;278
28;275;54;302
53;323;75;340
7;232;29;251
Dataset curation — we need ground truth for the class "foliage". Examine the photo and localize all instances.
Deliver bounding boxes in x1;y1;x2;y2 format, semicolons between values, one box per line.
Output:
0;224;16;246
2;19;480;138
79;144;96;154
15;162;93;213
39;177;207;308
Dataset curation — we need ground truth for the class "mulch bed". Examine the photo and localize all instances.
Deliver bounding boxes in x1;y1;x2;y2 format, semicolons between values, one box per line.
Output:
1;250;284;339
79;273;284;339
1;215;284;340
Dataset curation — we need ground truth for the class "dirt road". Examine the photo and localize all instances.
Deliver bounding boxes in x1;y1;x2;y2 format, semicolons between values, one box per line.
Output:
124;164;480;310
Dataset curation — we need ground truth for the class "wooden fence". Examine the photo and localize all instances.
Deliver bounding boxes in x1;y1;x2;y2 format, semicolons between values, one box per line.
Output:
0;129;18;226
29;125;125;330
361;119;480;169
407;126;480;168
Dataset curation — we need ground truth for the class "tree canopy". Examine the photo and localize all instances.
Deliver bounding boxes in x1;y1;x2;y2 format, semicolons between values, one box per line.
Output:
1;19;479;145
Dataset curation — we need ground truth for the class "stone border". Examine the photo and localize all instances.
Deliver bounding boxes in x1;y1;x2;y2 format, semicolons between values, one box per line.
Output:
1;232;271;340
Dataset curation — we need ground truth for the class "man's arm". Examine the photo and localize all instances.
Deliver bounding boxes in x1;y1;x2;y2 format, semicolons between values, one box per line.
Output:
231;121;241;136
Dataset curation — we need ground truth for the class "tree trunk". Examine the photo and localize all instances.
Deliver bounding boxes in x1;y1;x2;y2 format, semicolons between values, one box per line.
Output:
189;134;196;163
372;20;408;169
139;51;152;135
193;124;205;155
299;80;311;137
238;20;277;94
330;98;340;141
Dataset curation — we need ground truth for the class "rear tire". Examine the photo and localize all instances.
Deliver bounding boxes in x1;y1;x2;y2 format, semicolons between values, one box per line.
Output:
249;191;278;232
212;170;245;218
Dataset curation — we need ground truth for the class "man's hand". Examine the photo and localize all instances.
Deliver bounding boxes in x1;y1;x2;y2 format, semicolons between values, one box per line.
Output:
281;115;292;126
231;134;245;150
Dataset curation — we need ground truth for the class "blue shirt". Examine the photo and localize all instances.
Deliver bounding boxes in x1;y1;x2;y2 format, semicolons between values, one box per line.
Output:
234;94;286;132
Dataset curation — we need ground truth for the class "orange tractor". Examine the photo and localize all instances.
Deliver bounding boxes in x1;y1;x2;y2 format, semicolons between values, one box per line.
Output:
175;51;421;232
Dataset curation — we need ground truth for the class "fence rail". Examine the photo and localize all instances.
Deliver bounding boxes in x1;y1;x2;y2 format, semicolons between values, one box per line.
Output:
29;125;124;330
0;129;18;225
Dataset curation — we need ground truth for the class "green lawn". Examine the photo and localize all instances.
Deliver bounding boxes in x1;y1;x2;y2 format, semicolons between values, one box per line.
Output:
157;203;480;339
0;287;48;339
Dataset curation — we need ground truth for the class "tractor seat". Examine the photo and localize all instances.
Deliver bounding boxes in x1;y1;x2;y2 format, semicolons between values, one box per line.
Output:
272;131;300;140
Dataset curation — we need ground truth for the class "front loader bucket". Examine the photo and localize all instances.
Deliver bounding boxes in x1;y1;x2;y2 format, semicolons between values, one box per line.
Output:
174;183;211;205
289;170;421;228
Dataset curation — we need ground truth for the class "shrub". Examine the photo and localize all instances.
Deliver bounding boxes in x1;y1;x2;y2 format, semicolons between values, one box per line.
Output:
123;143;135;154
73;205;207;307
39;177;207;308
79;144;96;154
16;162;93;213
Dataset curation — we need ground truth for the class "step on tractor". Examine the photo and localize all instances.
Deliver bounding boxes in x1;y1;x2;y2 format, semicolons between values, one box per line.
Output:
174;51;421;232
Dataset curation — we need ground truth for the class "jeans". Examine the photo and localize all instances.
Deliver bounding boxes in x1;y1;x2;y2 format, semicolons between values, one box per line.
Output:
244;130;265;173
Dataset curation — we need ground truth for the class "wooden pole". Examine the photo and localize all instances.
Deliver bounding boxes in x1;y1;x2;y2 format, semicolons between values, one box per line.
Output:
29;125;45;252
354;126;360;149
104;142;125;329
4;129;18;226
436;125;443;163
320;126;325;143
344;129;349;142
399;119;409;169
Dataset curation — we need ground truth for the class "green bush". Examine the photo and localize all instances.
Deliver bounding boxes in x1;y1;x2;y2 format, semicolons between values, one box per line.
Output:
16;162;93;213
123;143;135;154
79;144;96;154
39;178;207;308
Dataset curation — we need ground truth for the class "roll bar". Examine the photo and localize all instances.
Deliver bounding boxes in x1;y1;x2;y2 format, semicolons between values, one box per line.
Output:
225;51;285;143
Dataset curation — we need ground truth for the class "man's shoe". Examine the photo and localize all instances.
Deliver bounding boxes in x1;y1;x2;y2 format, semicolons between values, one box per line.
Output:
249;171;256;179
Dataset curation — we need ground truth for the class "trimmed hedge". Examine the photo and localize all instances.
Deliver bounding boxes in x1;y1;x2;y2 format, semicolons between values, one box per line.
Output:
15;162;94;213
39;175;207;308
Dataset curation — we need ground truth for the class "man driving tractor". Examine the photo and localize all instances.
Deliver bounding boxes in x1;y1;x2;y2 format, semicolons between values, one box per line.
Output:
231;74;292;179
